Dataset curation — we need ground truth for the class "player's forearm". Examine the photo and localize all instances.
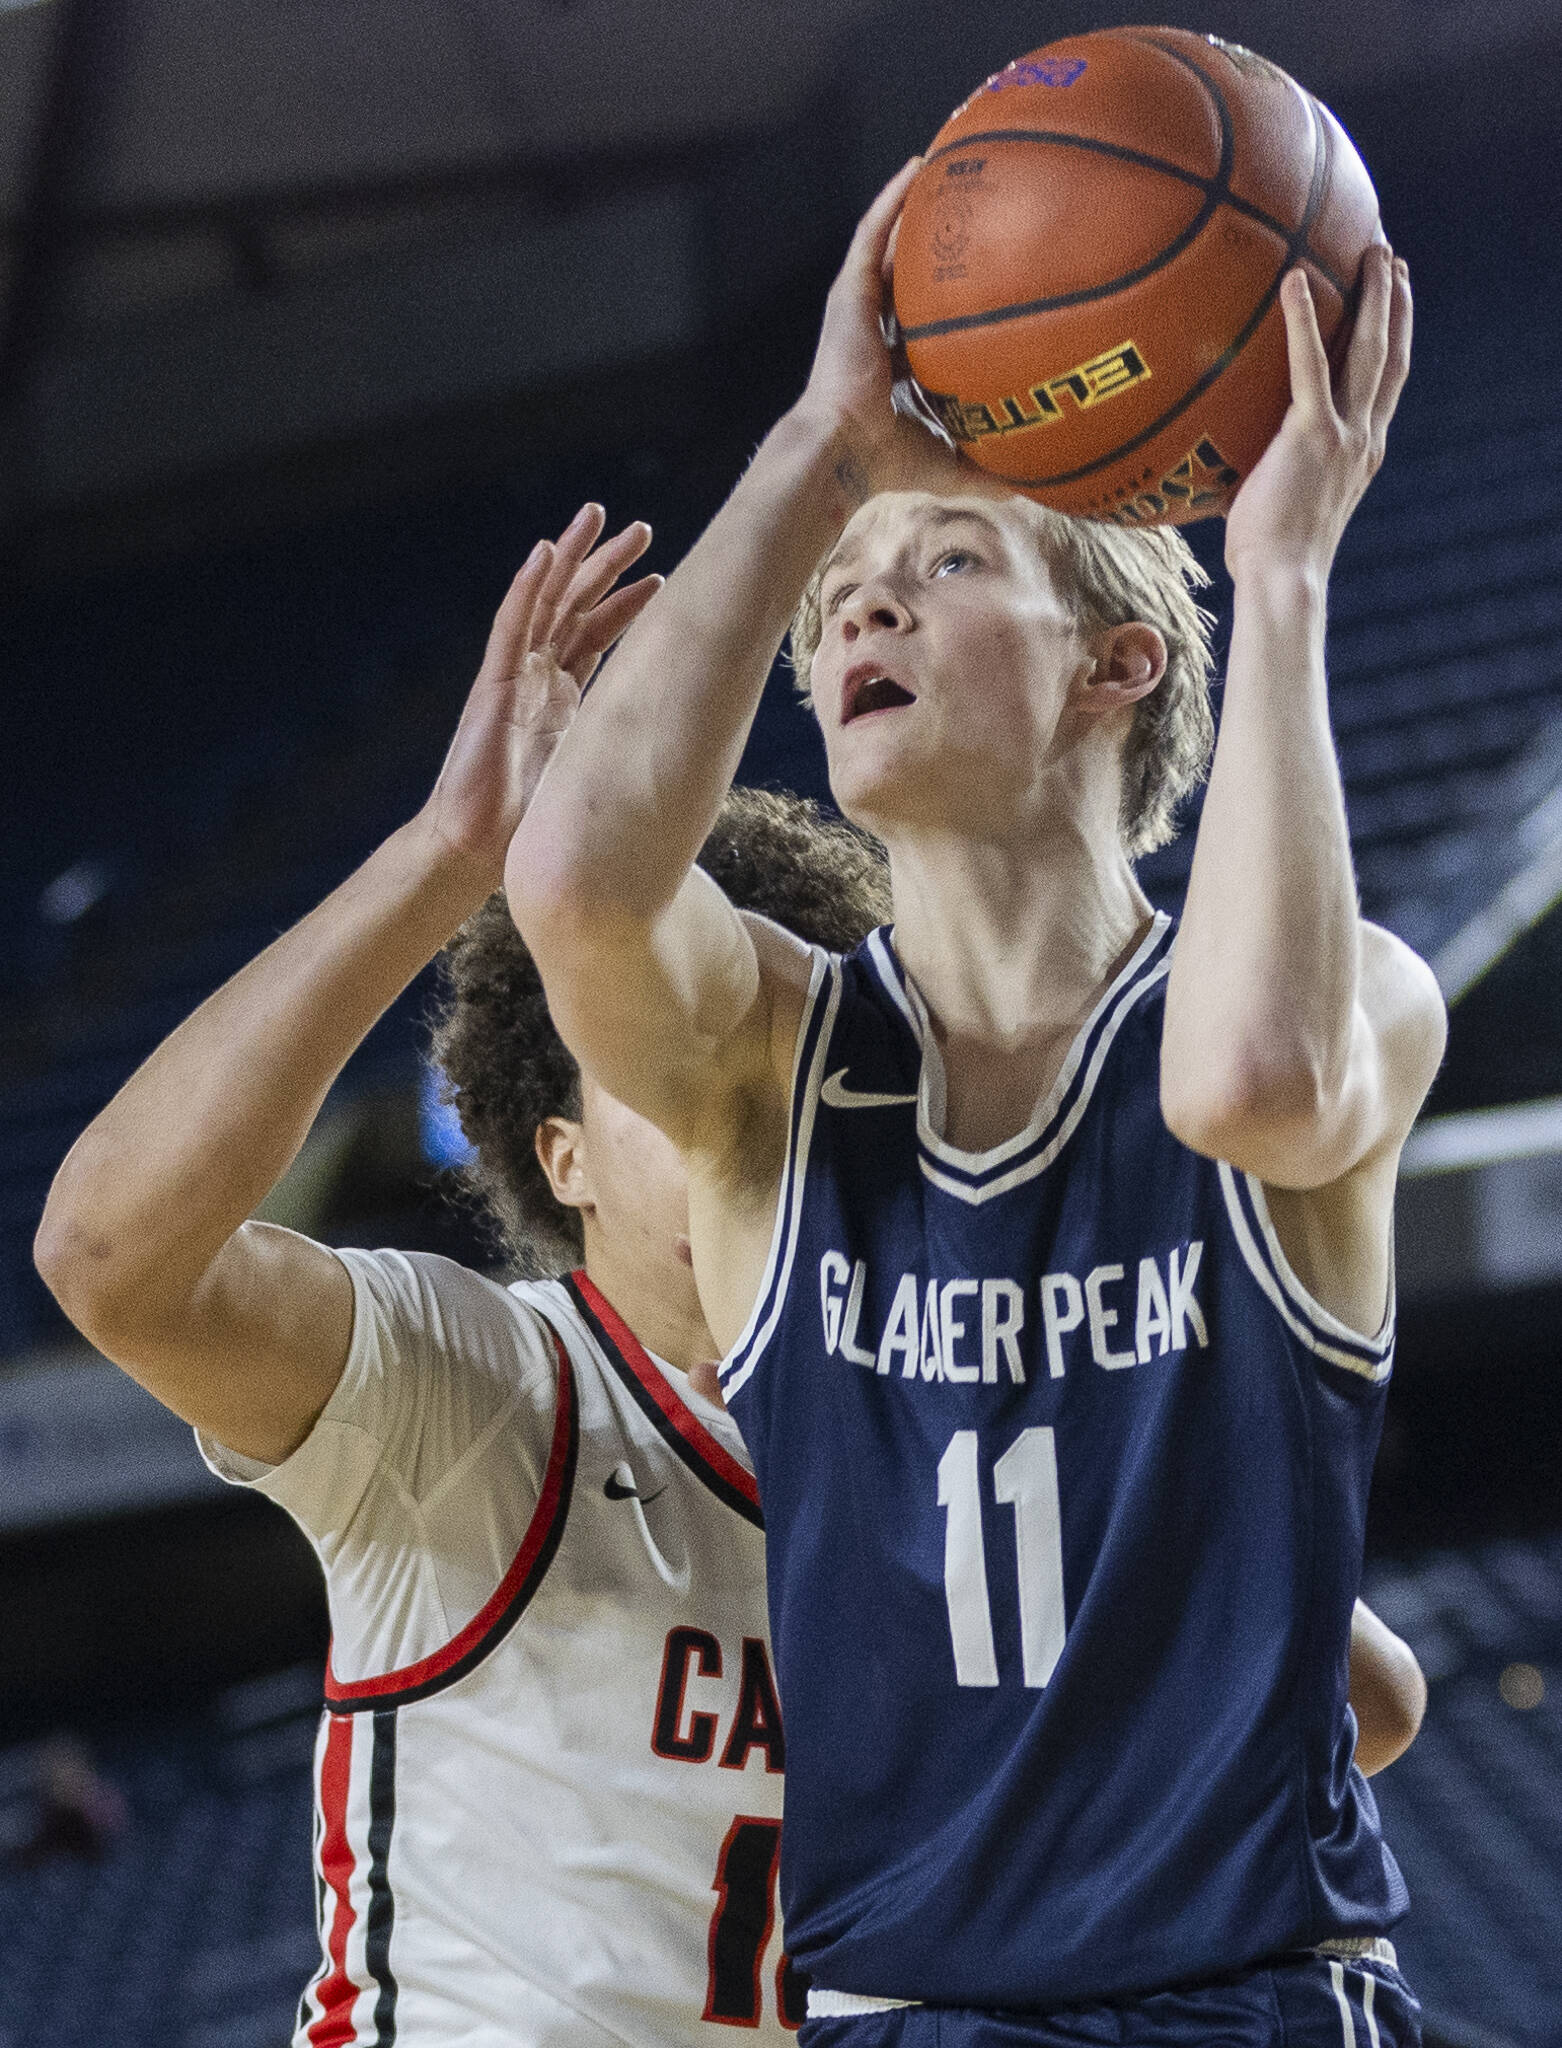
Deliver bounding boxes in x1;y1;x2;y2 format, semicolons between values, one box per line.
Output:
1162;565;1363;1157
511;405;852;930
36;821;481;1339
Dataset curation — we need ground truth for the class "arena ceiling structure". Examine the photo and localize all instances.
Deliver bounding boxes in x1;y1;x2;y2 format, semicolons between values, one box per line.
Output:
2;0;1560;550
2;0;1561;1321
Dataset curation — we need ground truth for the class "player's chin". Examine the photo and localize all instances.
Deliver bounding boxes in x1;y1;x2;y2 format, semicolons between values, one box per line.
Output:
825;739;930;832
828;710;928;785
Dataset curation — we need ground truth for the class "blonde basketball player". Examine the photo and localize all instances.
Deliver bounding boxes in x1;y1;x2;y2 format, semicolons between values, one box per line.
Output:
505;162;1439;2047
38;496;1423;2046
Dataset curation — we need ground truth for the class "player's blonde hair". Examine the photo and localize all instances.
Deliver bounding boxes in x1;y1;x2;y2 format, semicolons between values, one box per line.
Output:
788;501;1216;857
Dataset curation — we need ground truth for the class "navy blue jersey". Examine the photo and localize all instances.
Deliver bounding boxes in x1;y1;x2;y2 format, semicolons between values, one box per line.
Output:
719;914;1407;2010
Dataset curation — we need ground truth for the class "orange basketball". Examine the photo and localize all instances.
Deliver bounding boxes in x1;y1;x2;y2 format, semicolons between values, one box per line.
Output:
892;27;1380;525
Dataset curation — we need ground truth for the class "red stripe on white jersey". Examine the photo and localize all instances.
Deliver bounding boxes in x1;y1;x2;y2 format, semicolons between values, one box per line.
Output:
323;1329;576;1705
307;1712;361;2047
572;1271;760;1509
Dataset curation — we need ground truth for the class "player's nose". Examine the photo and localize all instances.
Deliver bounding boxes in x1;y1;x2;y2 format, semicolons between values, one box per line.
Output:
840;580;912;641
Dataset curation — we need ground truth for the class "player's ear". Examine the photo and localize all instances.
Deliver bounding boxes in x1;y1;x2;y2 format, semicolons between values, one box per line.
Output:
1080;622;1167;710
535;1117;591;1212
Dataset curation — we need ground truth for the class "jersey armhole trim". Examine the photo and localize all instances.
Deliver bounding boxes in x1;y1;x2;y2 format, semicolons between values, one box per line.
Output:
718;949;839;1405
1216;1160;1394;1381
563;1269;763;1527
322;1330;579;1710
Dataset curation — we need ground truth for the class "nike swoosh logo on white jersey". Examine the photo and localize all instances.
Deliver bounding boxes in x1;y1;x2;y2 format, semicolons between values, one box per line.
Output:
605;1465;666;1505
820;1068;917;1111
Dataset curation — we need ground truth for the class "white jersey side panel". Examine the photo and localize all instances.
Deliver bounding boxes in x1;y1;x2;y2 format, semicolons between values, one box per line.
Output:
202;1254;794;2048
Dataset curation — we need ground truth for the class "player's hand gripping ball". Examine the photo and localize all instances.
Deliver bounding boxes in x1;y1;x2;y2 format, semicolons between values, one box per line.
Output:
892;27;1381;526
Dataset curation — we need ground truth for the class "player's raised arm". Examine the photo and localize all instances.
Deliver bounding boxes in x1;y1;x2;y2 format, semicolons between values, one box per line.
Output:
35;511;658;1464
507;162;969;1144
1161;246;1445;1195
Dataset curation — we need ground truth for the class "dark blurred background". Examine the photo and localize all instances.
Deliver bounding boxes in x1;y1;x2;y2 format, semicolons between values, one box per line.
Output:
1;2;1559;2041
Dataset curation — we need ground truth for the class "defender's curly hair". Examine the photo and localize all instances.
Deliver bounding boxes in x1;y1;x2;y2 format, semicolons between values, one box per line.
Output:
429;787;890;1275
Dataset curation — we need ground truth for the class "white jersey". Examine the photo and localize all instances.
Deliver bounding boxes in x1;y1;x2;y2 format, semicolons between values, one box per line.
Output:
200;1250;798;2047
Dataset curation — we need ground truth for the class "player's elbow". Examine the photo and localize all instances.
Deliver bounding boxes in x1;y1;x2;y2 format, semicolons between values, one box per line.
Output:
1161;1046;1338;1174
35;1157;167;1356
505;816;673;1008
505;813;621;960
34;1193;129;1347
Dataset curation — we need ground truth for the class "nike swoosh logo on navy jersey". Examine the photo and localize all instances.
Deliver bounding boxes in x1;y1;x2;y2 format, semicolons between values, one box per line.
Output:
820;1067;917;1111
604;1467;665;1505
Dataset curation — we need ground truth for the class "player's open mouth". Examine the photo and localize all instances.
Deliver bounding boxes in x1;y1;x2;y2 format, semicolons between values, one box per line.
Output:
842;663;917;723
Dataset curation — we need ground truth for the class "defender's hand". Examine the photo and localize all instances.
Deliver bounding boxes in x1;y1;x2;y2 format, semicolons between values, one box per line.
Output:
416;505;659;888
1225;244;1411;584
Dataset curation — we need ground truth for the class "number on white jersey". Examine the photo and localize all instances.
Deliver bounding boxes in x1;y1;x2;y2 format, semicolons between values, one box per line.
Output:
704;1816;807;2029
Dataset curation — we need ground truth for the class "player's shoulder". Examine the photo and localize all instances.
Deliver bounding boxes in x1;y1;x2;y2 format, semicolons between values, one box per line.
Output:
337;1245;562;1391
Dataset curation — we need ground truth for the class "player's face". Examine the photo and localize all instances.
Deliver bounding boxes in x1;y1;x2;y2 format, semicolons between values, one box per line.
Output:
809;492;1093;835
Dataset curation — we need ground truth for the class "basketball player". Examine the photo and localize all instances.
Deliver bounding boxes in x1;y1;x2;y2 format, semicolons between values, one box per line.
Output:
33;494;1424;2046
506;157;1440;2048
31;508;890;2045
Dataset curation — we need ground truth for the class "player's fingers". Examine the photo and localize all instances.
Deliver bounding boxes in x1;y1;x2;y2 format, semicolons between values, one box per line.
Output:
1368;257;1413;453
883;208;905;299
1338;242;1394;427
1278;268;1333;421
557;573;664;682
479;541;554;679
532;503;607;645
558;519;654;624
842;158;921;290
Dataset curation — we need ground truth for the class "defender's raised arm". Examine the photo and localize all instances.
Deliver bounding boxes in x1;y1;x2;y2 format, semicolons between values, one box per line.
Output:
35;512;656;1463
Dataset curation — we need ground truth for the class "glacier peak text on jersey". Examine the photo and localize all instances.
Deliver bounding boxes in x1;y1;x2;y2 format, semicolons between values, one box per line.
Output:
818;1243;1208;1384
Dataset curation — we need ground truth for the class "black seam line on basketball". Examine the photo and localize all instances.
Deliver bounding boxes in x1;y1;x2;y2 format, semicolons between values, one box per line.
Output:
909;125;1231;341
925;124;1319;260
366;1710;399;2045
1003;53;1336;491
1131;29;1349;296
957;41;1238;313
910;134;1347;331
325;1363;580;1713
563;1271;765;1529
1002;256;1289;488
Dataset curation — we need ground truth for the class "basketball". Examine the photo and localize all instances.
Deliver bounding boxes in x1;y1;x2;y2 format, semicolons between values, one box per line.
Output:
892;27;1381;525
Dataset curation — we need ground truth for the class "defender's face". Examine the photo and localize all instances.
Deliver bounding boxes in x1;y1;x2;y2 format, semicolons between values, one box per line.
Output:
810;493;1091;833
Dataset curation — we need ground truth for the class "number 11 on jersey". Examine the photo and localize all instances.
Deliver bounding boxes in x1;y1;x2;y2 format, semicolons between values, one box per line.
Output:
937;1428;1066;1688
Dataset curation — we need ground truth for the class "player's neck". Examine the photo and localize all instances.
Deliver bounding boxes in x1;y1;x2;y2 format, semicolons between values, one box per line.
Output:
579;1227;716;1380
884;812;1153;1151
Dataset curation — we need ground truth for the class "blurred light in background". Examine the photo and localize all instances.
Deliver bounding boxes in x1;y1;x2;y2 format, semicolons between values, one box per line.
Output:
418;1063;474;1171
36;859;109;925
1498;1662;1545;1710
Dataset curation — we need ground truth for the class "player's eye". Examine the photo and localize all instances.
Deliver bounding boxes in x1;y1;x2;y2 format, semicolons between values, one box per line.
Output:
823;581;857;616
930;548;978;578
